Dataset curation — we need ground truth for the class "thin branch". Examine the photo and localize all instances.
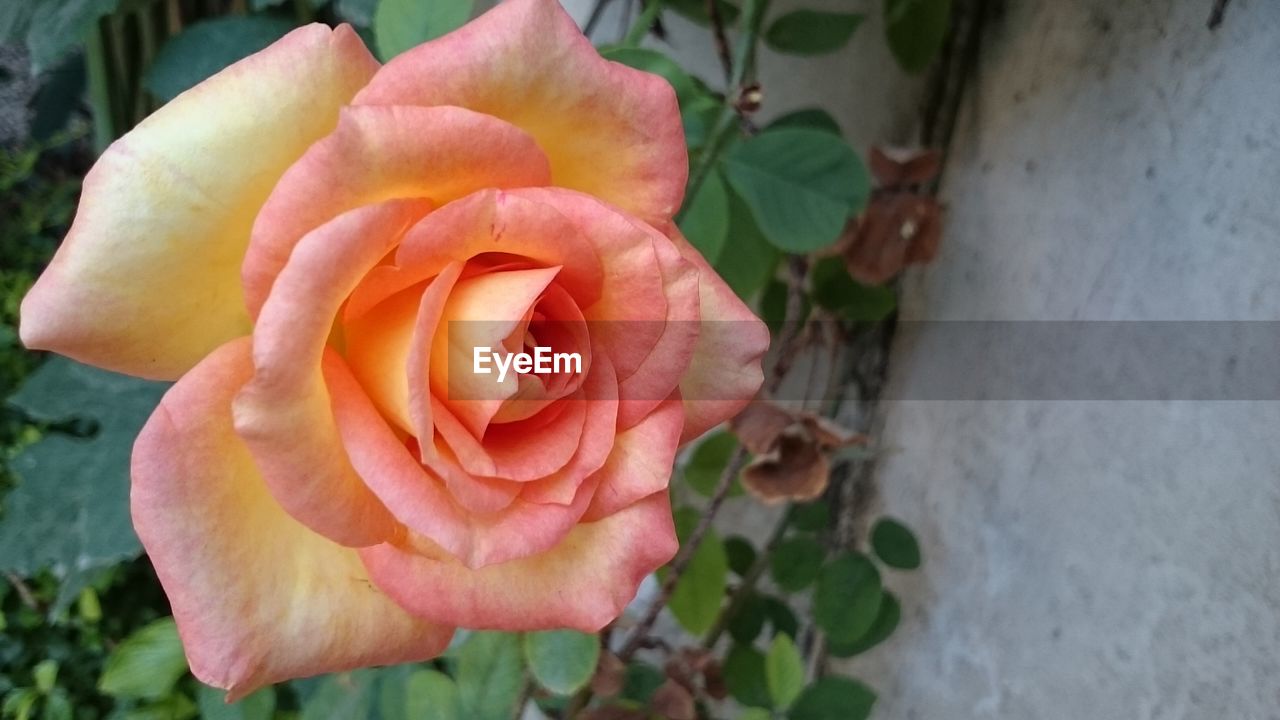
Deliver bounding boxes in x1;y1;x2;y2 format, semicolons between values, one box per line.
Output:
705;0;732;82
1208;0;1231;29
583;0;615;38
617;445;751;661
622;0;664;47
700;509;789;648
4;571;39;611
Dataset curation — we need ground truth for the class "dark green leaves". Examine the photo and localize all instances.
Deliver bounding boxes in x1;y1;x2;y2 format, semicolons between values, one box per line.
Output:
455;632;523;720
523;630;600;696
826;591;901;658
871;517;922;569
401;670;462;720
724;535;757;576
145;16;294;102
196;685;276;720
678;169;730;263
723;644;770;708
723;129;870;253
788;500;830;532
769;108;842;136
770;536;823;592
813;552;882;644
765;634;804;709
600;47;699;103
684;431;742;497
374;0;473;60
811;257;897;322
714;190;781;301
883;0;952;73
98;618;188;700
1;358;165;588
766;11;864;56
667;508;728;636
789;677;877;720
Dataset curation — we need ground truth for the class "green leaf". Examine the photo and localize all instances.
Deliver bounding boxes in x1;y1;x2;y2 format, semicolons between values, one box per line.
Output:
678;170;730;264
455;632;523;720
196;684;276;720
0;359;165;587
826;591;901;658
33;659;57;693
24;0;120;73
599;46;699;103
621;663;665;704
144;16;294;103
788;500;830;532
404;670;461;720
770;535;824;592
714;187;780;301
2;688;38;720
723;129;870;252
740;710;773;720
765;11;864;55
683;431;743;498
523;630;600;696
871;517;922;569
760;277;810;334
98;618;188;700
723;644;771;709
41;690;72;720
123;693;199;720
299;671;376;720
336;0;380;26
810;257;897;322
763;595;798;639
726;592;766;644
666;508;728;636
769;108;842;136
765;634;805;709
813;553;883;644
788;677;876;720
883;0;951;73
723;535;757;576
375;0;473;60
663;0;739;27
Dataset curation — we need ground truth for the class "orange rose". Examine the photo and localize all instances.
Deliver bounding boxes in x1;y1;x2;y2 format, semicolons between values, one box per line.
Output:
19;0;768;698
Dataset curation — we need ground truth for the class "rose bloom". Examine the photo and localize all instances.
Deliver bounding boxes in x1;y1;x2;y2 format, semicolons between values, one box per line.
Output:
19;0;767;698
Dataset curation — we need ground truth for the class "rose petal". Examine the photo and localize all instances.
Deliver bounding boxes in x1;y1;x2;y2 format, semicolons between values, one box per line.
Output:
582;395;684;522
22;25;377;379
132;338;452;700
234;200;428;547
359;491;678;631
663;225;771;442
243;105;553;317
328;353;610;568
355;0;686;226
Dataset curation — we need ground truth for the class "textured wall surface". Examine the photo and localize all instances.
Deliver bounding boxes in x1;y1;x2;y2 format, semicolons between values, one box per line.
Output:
837;1;1280;718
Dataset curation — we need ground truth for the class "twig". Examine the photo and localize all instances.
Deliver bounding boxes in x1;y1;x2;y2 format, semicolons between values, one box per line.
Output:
616;446;751;661
700;509;790;648
1207;0;1231;29
4;571;39;611
705;0;732;82
622;0;664;47
583;0;615;37
764;255;810;396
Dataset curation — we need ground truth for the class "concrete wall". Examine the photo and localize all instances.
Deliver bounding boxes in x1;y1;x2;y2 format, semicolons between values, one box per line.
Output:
839;1;1280;718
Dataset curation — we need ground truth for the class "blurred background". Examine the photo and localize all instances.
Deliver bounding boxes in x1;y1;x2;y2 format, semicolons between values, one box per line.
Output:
2;0;1279;719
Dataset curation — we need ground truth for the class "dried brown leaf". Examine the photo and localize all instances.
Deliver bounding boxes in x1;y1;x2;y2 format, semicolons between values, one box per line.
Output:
650;679;696;720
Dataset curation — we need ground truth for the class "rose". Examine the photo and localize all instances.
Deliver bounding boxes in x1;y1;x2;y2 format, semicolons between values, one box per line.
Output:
19;0;768;698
